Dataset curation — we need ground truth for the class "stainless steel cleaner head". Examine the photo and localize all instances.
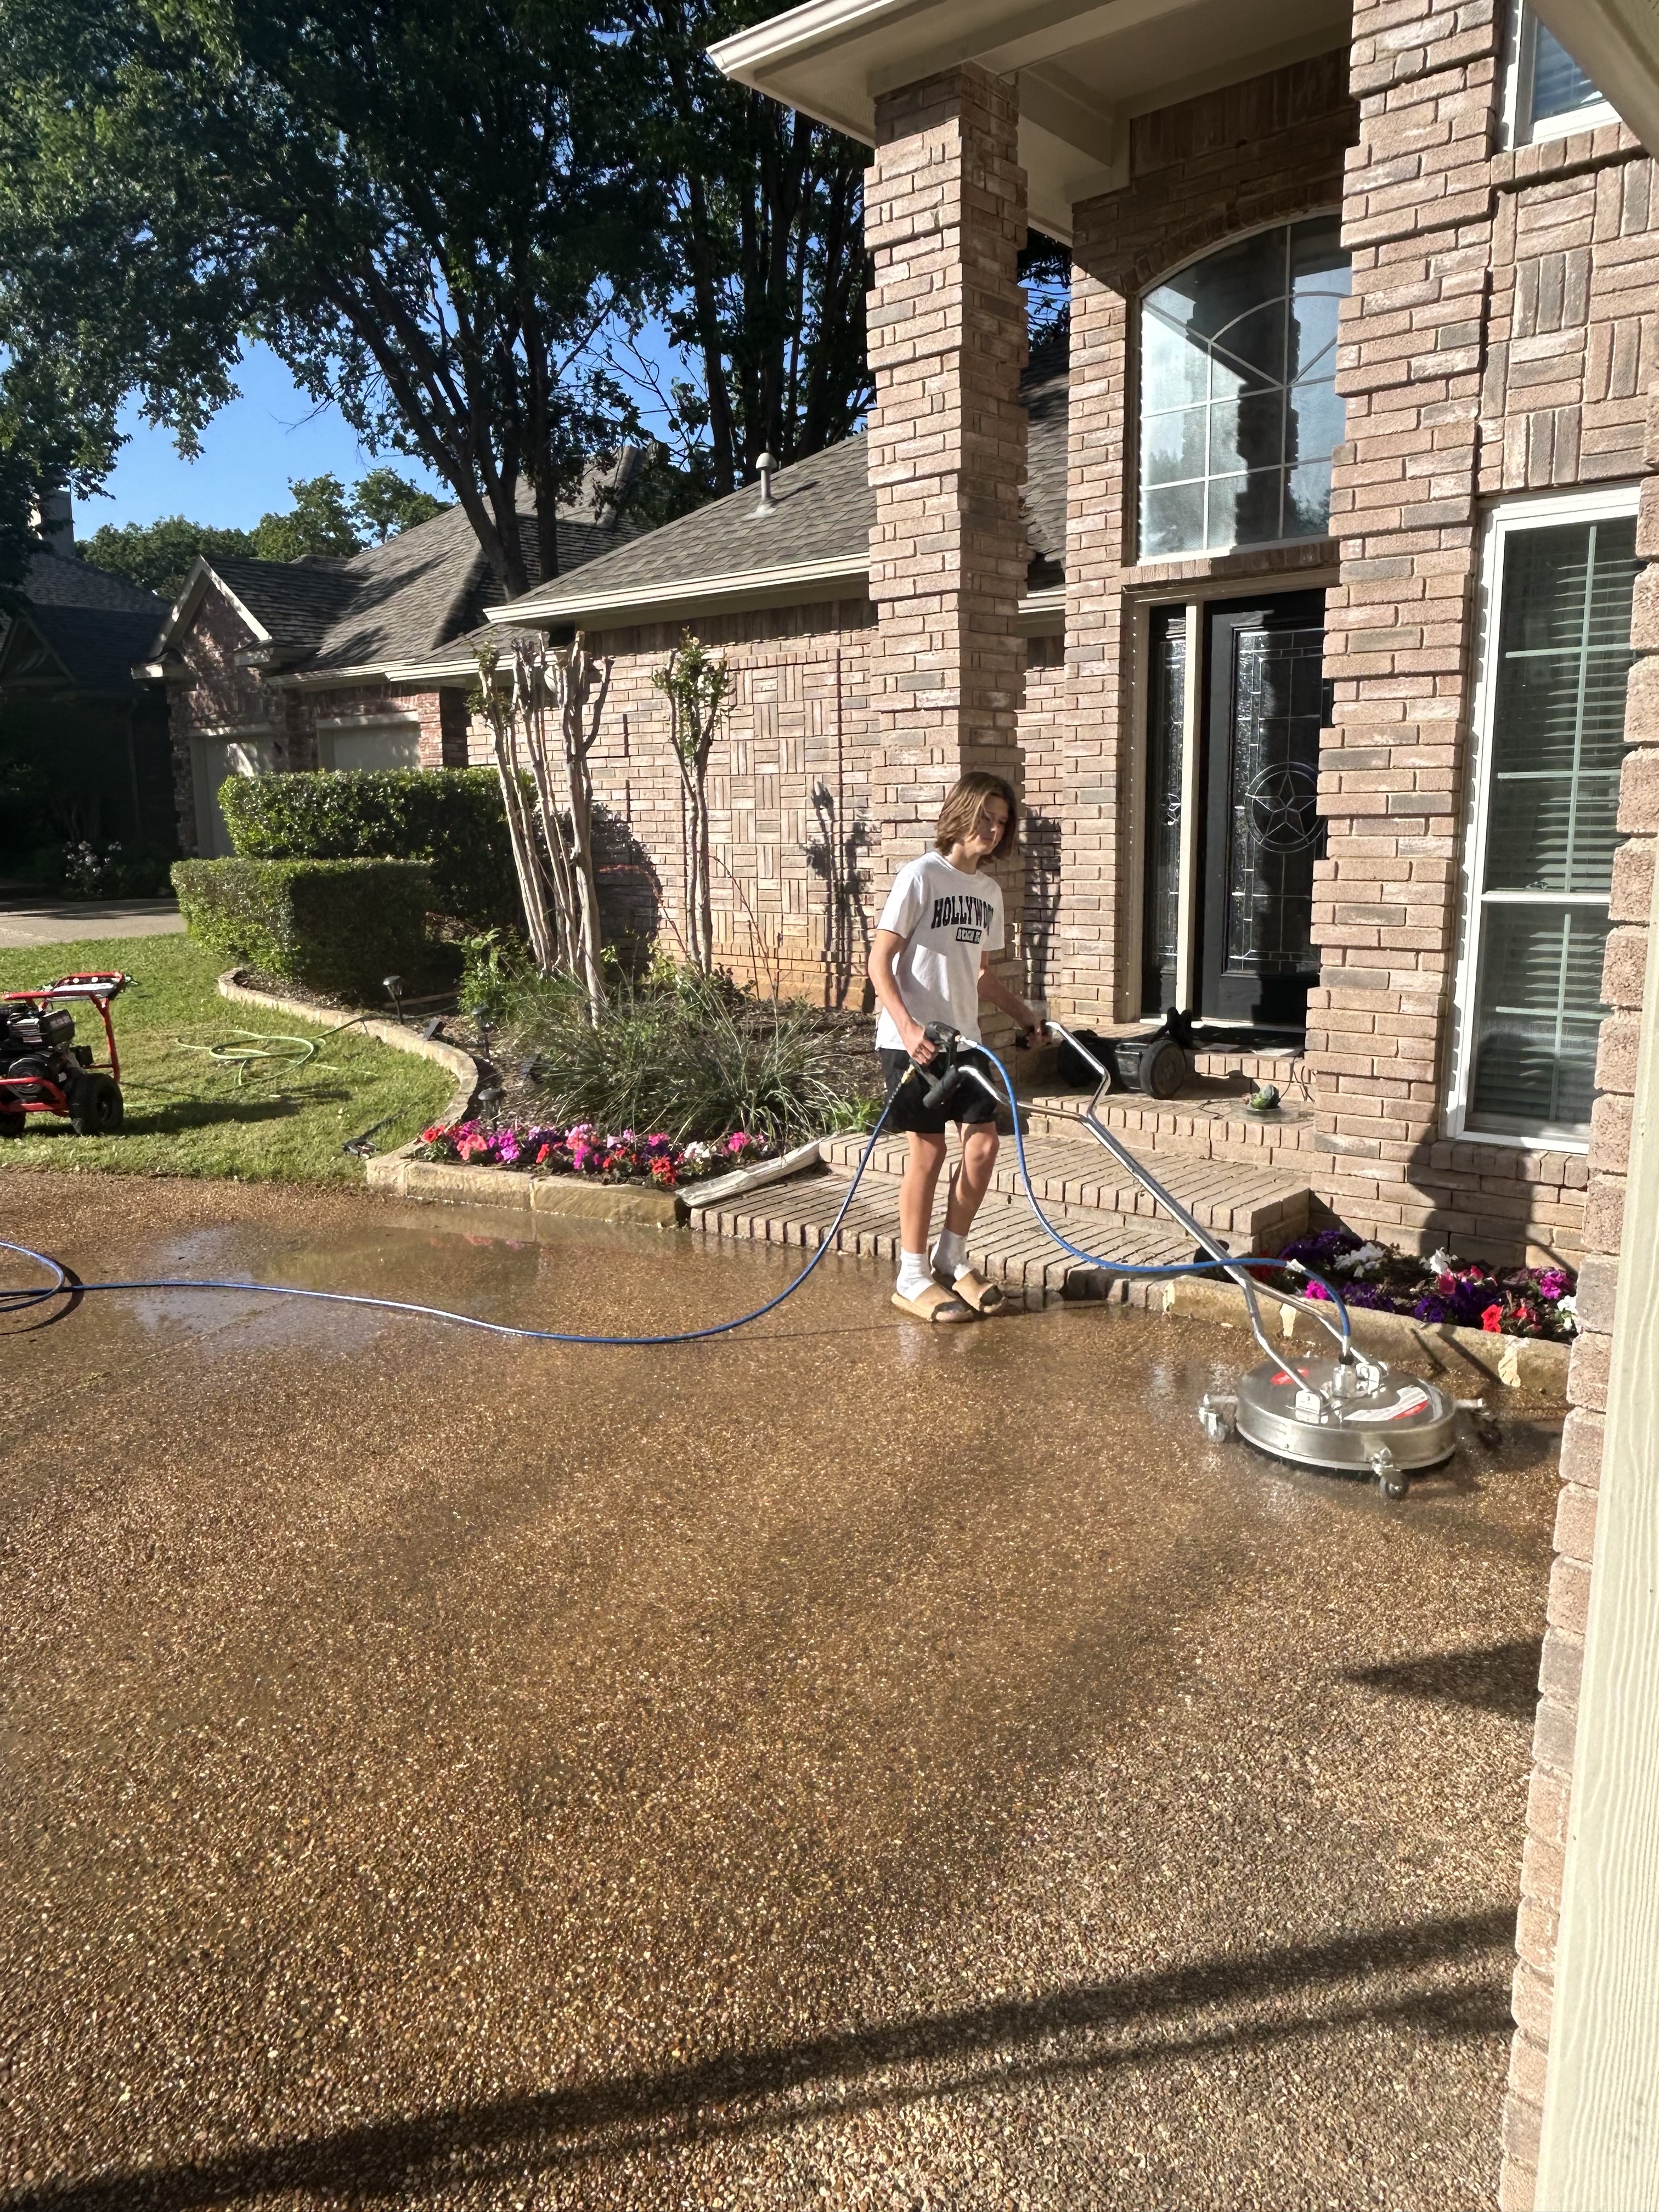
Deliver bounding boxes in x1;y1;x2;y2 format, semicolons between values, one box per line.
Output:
1199;1354;1464;1498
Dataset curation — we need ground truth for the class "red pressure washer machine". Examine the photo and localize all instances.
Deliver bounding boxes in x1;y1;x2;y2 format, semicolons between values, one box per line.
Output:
0;972;130;1136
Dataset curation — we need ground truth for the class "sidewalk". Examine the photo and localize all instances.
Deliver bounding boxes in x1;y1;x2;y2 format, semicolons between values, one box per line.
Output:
0;898;185;946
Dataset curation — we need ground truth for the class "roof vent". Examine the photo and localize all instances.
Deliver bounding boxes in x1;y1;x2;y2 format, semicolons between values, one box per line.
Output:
754;452;777;516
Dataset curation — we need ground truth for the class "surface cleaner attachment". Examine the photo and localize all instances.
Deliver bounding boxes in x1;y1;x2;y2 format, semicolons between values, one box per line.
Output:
1043;1022;1468;1500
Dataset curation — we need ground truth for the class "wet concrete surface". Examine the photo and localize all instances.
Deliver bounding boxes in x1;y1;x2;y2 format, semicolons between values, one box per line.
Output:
0;1172;1559;2210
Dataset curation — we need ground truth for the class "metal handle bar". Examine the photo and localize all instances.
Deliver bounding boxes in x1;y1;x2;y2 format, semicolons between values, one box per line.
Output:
969;1022;1352;1372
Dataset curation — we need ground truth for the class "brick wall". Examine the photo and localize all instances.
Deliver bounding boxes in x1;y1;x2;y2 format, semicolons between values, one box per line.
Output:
1499;392;1659;2212
1059;53;1358;1022
865;64;1031;995
1313;0;1658;1265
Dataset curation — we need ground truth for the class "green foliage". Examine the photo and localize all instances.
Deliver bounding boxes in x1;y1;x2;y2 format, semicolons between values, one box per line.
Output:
0;930;450;1182
81;514;258;597
217;766;521;929
505;964;878;1147
622;0;870;499
352;466;449;541
0;0;659;603
80;470;450;597
172;855;436;1001
651;628;732;770
250;474;363;562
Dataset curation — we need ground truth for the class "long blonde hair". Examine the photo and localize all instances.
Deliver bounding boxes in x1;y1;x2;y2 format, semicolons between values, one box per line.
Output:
934;772;1018;861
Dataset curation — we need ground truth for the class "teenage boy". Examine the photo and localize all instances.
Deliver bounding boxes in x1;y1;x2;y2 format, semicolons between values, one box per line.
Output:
867;771;1046;1323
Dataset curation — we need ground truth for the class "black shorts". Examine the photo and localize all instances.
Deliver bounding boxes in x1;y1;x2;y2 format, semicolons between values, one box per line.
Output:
877;1047;999;1135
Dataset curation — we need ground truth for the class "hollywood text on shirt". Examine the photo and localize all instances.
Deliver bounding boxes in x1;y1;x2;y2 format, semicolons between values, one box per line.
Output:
929;891;995;945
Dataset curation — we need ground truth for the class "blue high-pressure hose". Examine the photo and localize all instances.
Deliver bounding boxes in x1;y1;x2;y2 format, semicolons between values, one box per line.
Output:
0;1047;1348;1343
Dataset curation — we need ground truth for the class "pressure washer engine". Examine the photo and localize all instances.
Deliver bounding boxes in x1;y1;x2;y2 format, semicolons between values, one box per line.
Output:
0;972;128;1136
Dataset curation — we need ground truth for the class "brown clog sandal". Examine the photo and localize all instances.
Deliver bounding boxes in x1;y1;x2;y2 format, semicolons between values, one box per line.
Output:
890;1280;977;1323
940;1265;1005;1316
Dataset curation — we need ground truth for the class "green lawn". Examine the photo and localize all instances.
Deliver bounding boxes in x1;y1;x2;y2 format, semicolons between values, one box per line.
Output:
0;934;454;1183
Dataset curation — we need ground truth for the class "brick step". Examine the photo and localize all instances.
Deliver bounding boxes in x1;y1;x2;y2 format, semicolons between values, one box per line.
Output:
1024;1086;1320;1166
817;1127;1310;1249
686;1166;1194;1302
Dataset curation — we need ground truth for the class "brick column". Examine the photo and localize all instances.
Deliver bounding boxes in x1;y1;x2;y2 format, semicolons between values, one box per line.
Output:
1312;0;1502;1246
865;65;1029;900
1499;391;1659;2212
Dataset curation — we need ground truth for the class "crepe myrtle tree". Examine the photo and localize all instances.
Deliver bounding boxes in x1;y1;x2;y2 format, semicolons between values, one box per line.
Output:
652;628;732;976
472;635;611;1020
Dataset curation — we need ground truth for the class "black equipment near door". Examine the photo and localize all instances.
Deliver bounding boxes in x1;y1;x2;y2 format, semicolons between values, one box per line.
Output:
1199;591;1327;1027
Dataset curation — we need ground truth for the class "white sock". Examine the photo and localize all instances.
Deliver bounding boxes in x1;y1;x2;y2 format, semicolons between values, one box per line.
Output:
896;1250;934;1301
933;1228;968;1279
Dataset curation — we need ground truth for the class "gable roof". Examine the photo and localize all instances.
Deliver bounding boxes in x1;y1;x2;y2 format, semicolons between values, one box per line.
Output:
492;354;1070;631
144;458;639;683
0;549;167;695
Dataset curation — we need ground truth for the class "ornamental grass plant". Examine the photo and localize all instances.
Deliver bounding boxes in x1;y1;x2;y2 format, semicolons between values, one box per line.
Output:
486;955;879;1150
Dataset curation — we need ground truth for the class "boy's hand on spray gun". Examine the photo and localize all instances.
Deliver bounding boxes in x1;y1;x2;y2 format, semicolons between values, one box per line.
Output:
901;1017;937;1064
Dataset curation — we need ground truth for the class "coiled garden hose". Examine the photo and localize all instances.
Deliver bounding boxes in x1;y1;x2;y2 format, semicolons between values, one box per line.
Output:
0;1046;1348;1346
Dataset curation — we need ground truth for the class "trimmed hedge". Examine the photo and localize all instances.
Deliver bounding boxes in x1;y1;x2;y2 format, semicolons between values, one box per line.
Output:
217;768;521;928
172;857;438;1002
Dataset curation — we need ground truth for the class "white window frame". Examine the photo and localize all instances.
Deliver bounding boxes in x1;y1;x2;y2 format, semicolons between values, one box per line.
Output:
1448;483;1641;1149
1502;2;1621;149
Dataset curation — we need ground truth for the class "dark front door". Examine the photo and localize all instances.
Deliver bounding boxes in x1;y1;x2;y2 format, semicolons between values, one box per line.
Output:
1199;591;1326;1027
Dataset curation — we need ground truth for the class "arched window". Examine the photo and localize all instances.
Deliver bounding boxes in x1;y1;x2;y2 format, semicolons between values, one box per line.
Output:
1139;216;1351;560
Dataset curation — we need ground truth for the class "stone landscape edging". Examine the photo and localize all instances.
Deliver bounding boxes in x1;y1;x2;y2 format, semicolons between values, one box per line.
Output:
1161;1273;1569;1399
218;972;838;1227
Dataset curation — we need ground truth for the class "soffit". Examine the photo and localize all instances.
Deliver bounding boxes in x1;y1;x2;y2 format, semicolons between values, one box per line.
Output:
712;0;1350;238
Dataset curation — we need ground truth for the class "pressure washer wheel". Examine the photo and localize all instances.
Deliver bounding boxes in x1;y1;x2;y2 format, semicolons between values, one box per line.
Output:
1229;1354;1461;1494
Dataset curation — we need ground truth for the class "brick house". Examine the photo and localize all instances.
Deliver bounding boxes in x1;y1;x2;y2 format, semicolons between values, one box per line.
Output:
473;11;1658;2196
456;0;1647;1287
0;529;176;870
141;463;636;859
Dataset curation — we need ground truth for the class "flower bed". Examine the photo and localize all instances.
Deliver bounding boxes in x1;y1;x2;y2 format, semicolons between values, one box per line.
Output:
414;1118;774;1191
1274;1228;1577;1340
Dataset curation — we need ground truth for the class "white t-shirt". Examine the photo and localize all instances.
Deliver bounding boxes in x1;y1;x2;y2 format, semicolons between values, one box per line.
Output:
873;852;1005;1049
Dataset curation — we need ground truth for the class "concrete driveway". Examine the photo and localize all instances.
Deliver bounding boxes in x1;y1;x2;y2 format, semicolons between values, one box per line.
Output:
0;899;185;947
0;1172;1558;2210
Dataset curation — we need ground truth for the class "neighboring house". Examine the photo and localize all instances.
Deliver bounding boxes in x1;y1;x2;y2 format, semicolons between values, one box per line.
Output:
0;528;175;870
142;459;637;857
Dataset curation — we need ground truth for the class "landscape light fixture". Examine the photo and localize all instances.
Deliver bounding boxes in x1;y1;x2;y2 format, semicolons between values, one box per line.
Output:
382;974;405;1023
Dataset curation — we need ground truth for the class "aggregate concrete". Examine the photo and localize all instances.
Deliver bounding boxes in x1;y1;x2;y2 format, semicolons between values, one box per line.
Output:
0;1172;1560;2210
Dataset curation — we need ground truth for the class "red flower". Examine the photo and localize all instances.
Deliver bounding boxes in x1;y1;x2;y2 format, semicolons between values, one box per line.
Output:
1481;1304;1503;1333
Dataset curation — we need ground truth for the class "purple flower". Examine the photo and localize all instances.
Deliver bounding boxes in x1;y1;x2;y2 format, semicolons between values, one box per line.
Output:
1412;1294;1452;1324
1535;1268;1571;1301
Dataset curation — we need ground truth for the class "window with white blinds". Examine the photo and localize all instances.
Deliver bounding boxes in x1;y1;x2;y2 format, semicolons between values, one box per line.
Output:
1459;505;1638;1141
1505;4;1620;145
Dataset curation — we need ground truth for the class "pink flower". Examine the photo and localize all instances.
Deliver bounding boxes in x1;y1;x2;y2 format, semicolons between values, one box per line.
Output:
1435;1271;1455;1294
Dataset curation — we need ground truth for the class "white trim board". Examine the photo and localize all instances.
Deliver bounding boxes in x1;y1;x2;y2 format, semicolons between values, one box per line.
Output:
1446;482;1641;1152
1533;841;1659;2206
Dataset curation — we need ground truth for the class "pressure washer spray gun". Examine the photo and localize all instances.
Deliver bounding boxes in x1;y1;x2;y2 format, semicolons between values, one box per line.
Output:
906;1023;1002;1114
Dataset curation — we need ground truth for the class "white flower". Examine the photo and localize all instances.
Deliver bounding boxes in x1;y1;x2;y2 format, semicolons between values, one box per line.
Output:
1334;1241;1387;1278
1428;1247;1458;1277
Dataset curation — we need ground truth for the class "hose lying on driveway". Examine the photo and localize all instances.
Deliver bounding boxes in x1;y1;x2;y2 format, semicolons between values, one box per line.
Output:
0;1047;1348;1347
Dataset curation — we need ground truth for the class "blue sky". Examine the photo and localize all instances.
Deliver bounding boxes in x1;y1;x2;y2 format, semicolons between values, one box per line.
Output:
82;329;686;535
82;344;450;533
